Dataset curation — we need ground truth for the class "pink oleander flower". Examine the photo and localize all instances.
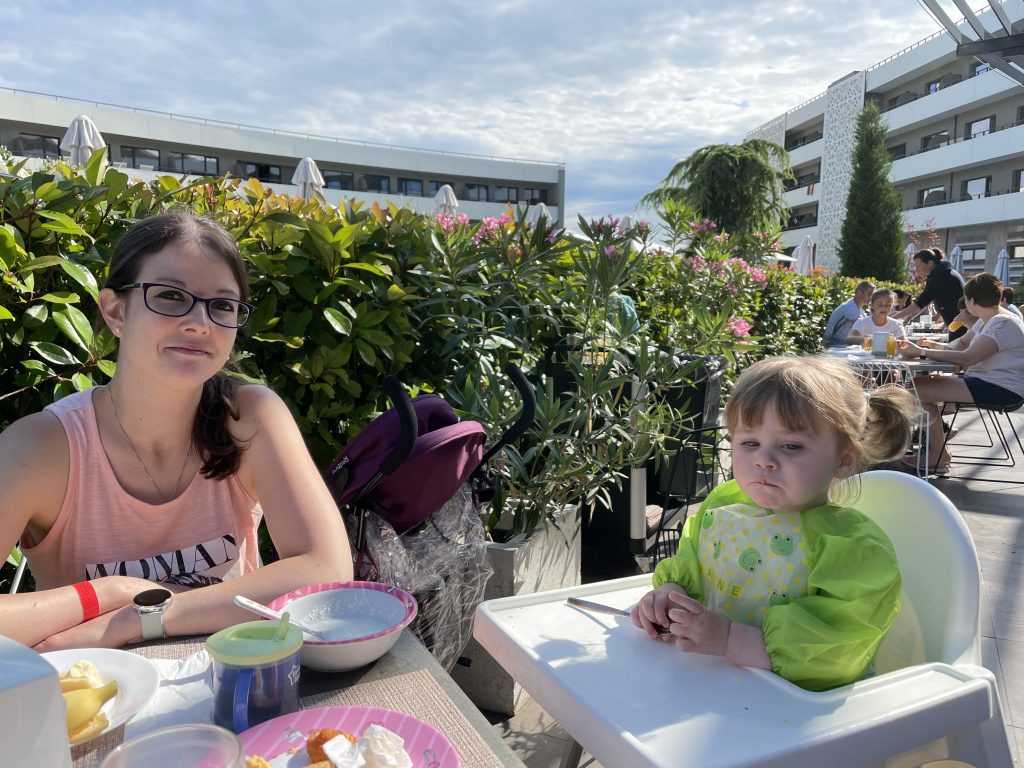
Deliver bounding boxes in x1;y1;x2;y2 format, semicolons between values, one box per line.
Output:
473;216;504;244
727;257;748;270
726;284;739;296
749;267;767;286
727;317;752;337
604;245;616;257
713;233;728;245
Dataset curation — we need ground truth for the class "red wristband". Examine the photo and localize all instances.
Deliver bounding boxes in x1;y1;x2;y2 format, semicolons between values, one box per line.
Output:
72;581;100;622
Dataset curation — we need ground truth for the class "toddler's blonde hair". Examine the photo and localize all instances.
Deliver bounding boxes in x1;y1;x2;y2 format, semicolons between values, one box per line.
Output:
725;355;917;500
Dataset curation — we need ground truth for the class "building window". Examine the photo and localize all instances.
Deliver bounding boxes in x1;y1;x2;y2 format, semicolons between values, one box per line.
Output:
465;184;489;202
961;176;990;200
965;117;993;139
361;174;390;193
494;186;518;203
962;246;985;262
920;130;950;151
1014;169;1024;193
398;178;424;197
428;180;453;196
972;62;991;77
120;145;159;169
522;188;548;204
887;143;907;160
166;152;218;175
16;133;60;158
918;185;946;206
1017;106;1024;126
322;171;353;190
243;162;281;183
926;78;942;94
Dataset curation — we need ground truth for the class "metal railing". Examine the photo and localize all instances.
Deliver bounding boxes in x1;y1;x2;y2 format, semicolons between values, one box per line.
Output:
0;86;565;169
911;186;1024;210
893;118;1024;161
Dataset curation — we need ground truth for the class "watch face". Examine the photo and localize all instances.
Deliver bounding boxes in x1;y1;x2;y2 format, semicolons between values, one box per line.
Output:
134;588;172;608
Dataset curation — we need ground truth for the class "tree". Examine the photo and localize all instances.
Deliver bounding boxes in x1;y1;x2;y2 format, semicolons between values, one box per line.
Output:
641;139;792;242
837;103;905;280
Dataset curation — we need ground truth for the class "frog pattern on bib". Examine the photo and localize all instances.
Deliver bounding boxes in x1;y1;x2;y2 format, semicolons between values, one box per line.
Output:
697;502;809;627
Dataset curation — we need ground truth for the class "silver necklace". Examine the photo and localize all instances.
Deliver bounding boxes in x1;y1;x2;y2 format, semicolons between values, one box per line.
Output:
108;386;193;501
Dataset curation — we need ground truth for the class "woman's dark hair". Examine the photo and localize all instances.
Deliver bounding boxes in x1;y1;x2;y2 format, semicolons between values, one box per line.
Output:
106;209;250;480
963;272;1001;308
914;247;944;265
893;289;913;308
1001;287;1016;304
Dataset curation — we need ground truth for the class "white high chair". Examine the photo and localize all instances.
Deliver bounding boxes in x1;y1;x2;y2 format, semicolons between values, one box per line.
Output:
474;470;1014;768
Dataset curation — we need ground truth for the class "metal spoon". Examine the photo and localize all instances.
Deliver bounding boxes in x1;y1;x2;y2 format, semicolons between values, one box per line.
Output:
566;597;672;636
233;595;325;640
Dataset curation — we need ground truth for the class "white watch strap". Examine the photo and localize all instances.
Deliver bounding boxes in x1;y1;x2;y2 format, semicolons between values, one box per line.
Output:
139;608;165;641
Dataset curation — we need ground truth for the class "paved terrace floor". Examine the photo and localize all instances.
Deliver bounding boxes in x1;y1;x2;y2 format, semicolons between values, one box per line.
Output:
487;406;1024;767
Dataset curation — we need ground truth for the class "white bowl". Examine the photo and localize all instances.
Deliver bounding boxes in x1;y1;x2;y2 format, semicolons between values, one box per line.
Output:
267;581;417;672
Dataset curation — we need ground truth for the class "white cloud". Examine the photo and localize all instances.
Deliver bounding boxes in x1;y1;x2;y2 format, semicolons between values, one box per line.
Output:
0;1;942;224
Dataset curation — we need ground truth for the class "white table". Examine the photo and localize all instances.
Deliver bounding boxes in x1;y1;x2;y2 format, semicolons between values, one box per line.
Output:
474;576;1001;768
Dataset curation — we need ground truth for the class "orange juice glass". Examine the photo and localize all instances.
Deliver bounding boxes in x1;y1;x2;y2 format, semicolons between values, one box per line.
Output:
886;334;897;357
862;336;872;351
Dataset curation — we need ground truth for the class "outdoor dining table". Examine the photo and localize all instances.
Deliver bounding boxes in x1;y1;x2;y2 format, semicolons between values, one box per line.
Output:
70;629;523;768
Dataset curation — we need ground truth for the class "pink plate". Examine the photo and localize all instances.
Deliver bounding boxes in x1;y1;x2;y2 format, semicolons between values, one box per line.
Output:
238;705;461;767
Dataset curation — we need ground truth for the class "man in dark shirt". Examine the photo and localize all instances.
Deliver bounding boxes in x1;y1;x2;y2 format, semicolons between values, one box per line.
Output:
893;248;967;340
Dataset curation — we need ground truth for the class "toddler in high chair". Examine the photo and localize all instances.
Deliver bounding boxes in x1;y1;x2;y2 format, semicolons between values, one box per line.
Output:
631;355;917;691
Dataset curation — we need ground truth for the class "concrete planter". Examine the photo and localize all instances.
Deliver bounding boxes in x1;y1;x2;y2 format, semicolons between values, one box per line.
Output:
451;505;581;716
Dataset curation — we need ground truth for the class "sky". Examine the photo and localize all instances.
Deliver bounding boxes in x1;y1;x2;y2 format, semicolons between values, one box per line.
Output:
0;1;943;226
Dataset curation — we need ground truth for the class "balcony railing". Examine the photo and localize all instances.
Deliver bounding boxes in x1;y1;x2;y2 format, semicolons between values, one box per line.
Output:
784;173;821;191
912;186;1024;210
784;214;818;230
784;132;823;151
894;118;1024;161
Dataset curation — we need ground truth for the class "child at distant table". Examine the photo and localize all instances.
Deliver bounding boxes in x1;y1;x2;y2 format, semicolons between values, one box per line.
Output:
631;355;917;691
847;288;907;345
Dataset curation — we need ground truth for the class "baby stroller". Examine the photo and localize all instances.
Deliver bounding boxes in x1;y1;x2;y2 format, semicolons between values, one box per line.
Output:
325;364;536;671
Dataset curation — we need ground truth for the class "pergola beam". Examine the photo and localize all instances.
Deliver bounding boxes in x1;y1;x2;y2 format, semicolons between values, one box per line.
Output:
918;0;1024;87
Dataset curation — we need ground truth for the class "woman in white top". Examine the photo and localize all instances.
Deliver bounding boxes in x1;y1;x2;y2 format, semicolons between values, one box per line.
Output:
846;288;906;345
898;272;1024;473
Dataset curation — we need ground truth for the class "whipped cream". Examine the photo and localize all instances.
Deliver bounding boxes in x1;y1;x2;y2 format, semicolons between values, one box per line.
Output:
323;724;413;768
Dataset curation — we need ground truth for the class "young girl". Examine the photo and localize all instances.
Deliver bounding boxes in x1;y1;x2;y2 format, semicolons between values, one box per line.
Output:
0;210;353;650
631;355;917;691
847;288;907;345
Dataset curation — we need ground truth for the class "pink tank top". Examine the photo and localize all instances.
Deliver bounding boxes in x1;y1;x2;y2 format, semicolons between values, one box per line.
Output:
23;389;263;590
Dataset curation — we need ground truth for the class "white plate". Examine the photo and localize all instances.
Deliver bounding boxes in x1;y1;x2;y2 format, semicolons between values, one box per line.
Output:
42;648;160;745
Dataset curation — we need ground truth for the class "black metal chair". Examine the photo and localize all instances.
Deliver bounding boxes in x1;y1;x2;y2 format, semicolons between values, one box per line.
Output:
938;398;1024;483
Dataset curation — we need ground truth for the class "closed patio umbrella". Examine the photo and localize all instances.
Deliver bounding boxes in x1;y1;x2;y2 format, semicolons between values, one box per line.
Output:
905;242;919;282
949;245;964;274
794;235;814;275
995;248;1010;285
290;157;325;202
433;184;458;217
526;202;552;228
61;115;105;167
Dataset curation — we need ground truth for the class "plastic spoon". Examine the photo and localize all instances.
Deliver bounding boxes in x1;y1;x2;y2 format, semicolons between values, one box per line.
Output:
233;595;325;640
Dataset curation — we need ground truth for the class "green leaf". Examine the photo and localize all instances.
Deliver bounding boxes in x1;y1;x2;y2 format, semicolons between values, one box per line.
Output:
18;255;65;272
71;372;94;392
29;341;79;366
386;284;406;301
24;304;49;327
60;259;100;302
96;359;117;377
354;338;377;366
53;305;94;352
340;262;392;278
323;308;353;335
40;291;81;304
35;209;91;238
85;146;108;186
0;306;13;321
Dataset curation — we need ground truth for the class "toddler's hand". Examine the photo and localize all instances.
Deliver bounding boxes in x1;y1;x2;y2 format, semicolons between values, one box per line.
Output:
666;592;731;657
631;583;685;639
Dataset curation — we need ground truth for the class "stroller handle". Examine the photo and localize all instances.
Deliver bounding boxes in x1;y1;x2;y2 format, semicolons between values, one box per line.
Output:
480;362;537;465
379;375;418;475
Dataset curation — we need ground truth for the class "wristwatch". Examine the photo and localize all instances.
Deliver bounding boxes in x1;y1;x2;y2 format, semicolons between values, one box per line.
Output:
134;588;172;641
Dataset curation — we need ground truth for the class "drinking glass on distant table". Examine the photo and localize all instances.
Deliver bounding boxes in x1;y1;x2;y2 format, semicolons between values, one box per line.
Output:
100;724;242;768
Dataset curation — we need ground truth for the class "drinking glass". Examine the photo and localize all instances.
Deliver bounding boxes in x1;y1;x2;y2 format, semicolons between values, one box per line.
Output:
100;724;242;768
886;334;898;358
862;336;872;352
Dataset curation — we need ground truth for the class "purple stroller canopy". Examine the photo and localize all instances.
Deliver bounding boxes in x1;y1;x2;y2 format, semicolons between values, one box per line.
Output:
327;394;487;534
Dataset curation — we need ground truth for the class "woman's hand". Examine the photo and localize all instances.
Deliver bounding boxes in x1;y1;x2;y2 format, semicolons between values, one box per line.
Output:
666;592;731;656
898;339;923;358
631;582;686;639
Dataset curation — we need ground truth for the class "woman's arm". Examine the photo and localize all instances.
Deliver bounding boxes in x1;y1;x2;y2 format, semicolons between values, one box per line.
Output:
36;385;354;650
0;413;158;647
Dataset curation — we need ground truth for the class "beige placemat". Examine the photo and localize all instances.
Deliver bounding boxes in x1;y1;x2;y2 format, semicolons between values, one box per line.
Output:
73;643;503;768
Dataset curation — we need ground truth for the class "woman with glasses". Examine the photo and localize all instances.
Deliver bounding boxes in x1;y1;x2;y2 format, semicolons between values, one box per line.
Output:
0;210;354;650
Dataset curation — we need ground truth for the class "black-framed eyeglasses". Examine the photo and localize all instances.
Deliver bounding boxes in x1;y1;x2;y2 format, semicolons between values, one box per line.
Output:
114;283;253;328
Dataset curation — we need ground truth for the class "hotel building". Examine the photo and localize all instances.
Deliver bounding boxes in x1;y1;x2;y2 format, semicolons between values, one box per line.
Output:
0;88;565;225
746;3;1024;280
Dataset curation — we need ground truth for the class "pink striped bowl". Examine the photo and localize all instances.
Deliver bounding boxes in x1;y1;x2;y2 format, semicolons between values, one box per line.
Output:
267;581;417;672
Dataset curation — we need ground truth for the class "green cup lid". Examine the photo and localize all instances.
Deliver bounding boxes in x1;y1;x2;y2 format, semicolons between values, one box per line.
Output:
205;618;303;666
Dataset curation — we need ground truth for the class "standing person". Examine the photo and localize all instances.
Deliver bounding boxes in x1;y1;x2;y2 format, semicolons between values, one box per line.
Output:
892;248;966;339
631;356;916;691
823;281;875;347
0;209;353;650
898;272;1024;474
847;288;907;345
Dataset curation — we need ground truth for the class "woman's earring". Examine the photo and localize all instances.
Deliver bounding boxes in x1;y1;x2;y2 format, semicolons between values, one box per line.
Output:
113;328;121;336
